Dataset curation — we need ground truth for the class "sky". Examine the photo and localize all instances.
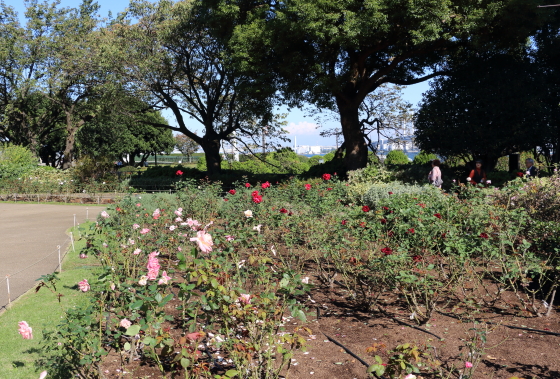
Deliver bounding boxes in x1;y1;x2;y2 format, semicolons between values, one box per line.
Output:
7;0;432;147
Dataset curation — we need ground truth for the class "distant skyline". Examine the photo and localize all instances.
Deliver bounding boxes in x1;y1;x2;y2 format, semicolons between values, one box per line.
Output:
7;0;432;147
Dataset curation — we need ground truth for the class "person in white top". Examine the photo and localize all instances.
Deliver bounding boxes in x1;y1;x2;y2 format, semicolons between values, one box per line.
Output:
428;159;442;188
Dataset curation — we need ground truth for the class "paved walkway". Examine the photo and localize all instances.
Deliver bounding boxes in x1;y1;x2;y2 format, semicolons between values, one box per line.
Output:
0;204;103;311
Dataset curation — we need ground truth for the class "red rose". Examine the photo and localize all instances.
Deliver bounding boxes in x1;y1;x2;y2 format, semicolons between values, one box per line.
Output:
479;232;489;239
380;218;387;224
228;189;236;195
341;220;347;225
252;195;263;204
407;228;415;234
362;205;370;212
305;184;312;190
176;170;183;176
517;172;524;177
327;187;333;191
288;211;293;216
261;181;271;189
383;206;390;211
245;183;251;188
279;208;288;213
434;213;442;219
322;173;331;181
360;222;366;227
412;255;422;263
388;191;393;195
252;190;259;196
381;247;393;255
441;232;447;239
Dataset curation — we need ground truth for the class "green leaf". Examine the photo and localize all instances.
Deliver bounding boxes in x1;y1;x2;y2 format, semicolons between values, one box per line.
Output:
123;342;131;351
225;369;239;377
181;357;190;368
125;325;140;336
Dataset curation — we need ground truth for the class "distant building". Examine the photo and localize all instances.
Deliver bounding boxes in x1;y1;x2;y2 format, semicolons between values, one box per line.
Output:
373;136;419;153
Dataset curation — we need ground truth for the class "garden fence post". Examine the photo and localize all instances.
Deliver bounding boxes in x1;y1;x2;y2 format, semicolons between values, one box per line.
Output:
74;214;76;228
58;245;62;273
6;275;10;305
70;232;75;253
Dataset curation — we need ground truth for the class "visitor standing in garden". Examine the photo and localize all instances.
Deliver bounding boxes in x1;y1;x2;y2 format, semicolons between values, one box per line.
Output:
525;158;538;178
428;159;443;188
468;160;487;185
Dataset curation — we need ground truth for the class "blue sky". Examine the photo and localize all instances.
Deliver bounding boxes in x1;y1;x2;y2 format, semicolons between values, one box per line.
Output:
7;0;432;147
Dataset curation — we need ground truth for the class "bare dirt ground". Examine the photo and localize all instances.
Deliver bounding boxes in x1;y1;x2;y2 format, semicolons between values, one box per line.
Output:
0;203;103;312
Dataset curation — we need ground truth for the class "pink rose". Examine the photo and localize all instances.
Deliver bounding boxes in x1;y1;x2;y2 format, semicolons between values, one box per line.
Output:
465;361;473;368
120;319;132;329
18;321;33;339
304;184;311;190
140;228;150;234
158;271;171;285
190;230;214;253
78;279;90;292
238;294;251;305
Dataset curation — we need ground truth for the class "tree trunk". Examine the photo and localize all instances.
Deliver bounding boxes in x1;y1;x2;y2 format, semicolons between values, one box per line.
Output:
202;138;222;175
337;101;368;171
61;111;86;170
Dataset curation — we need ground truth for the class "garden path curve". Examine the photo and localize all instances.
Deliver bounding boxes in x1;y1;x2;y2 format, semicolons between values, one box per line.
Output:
0;203;103;312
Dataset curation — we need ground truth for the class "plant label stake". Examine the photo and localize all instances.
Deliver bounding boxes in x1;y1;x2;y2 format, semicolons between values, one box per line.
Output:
86;207;89;220
70;232;75;253
58;245;62;273
6;275;10;305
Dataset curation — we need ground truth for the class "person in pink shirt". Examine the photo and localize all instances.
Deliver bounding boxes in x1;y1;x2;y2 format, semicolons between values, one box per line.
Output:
428;159;442;188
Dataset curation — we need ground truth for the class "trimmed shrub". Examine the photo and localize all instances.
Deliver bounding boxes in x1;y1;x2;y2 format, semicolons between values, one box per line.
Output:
385;150;410;165
0;144;37;179
412;151;437;165
362;182;441;207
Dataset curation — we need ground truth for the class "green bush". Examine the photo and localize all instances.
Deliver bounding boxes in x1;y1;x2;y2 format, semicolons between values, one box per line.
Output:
0;144;37;179
385;150;410;165
345;164;395;203
412;151;437;165
362;182;441;207
307;155;323;166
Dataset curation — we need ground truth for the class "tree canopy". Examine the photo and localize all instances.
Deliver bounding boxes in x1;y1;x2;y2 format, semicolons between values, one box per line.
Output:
108;0;283;174
228;0;546;171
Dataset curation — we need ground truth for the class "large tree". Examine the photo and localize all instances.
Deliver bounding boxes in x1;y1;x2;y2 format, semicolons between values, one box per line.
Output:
77;110;175;166
533;8;560;163
414;54;548;169
227;0;546;171
110;0;281;175
0;1;65;152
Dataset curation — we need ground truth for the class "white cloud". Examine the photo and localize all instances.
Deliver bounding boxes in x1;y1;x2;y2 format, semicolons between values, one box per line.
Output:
285;121;318;136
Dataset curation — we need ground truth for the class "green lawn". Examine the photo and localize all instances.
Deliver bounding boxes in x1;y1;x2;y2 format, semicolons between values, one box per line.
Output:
0;225;98;379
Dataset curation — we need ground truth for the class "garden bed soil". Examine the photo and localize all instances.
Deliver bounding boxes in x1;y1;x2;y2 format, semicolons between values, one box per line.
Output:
98;270;560;379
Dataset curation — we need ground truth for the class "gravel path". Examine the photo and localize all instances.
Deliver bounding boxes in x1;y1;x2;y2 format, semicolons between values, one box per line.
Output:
0;204;103;311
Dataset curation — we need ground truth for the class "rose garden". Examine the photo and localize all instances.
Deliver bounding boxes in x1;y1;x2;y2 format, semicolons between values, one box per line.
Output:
3;168;560;379
2;0;560;378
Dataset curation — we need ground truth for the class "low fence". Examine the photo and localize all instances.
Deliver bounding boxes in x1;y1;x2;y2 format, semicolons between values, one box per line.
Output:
145;155;200;165
0;208;91;314
0;192;127;204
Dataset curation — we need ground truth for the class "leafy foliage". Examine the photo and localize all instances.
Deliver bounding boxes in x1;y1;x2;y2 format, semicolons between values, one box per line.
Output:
385;150;410;165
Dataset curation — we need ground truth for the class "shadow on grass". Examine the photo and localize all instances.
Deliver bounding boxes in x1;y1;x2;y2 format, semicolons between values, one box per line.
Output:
11;361;25;368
